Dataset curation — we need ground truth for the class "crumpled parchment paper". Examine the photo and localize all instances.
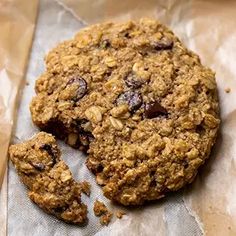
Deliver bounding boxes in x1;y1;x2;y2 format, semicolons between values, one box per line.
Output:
1;0;236;235
0;1;38;235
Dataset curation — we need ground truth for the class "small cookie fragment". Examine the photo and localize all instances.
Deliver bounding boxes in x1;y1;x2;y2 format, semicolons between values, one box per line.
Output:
80;181;91;196
8;132;88;225
93;200;113;225
93;200;108;216
225;87;231;93
116;210;126;219
100;212;113;226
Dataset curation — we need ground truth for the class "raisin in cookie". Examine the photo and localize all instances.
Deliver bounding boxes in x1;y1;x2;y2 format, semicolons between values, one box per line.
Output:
9;132;87;224
30;19;220;205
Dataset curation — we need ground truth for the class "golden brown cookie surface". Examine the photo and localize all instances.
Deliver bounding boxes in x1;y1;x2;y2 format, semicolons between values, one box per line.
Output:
30;19;220;205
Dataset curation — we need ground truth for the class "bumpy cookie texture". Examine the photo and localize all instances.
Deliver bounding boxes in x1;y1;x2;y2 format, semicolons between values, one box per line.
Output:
9;132;87;224
30;19;220;205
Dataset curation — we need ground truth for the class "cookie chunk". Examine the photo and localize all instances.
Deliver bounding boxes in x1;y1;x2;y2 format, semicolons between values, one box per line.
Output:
30;19;220;205
93;200;113;225
9;132;87;224
80;181;91;196
93;200;108;216
116;210;126;219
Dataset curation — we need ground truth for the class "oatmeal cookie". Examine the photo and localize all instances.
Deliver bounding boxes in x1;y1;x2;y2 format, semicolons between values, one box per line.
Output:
9;132;87;224
30;19;220;205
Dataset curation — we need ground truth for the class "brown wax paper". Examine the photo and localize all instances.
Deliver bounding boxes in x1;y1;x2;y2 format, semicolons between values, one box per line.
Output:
0;0;38;235
2;0;236;235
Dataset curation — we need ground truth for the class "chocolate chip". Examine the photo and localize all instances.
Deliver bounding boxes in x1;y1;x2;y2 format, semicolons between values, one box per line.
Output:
144;101;168;119
196;124;205;134
53;206;66;213
87;159;104;174
31;162;45;171
67;76;87;101
117;91;143;112
40;143;52;153
40;144;57;165
150;179;156;187
124;32;131;38
43;120;67;140
125;74;143;89
183;160;189;169
152;38;173;50
97;164;104;173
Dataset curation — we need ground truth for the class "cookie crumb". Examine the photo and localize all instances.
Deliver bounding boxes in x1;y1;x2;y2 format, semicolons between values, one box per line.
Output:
225;88;231;93
93;200;108;216
80;181;91;196
93;200;113;225
100;212;113;225
116;210;126;219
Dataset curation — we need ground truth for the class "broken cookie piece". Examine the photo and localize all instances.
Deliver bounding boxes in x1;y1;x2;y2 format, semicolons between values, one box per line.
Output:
100;212;113;226
116;210;126;219
80;181;91;196
93;200;108;216
9;132;88;225
93;200;113;225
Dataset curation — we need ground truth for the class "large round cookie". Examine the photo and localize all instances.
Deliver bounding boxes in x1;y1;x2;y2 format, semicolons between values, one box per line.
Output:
30;19;220;205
